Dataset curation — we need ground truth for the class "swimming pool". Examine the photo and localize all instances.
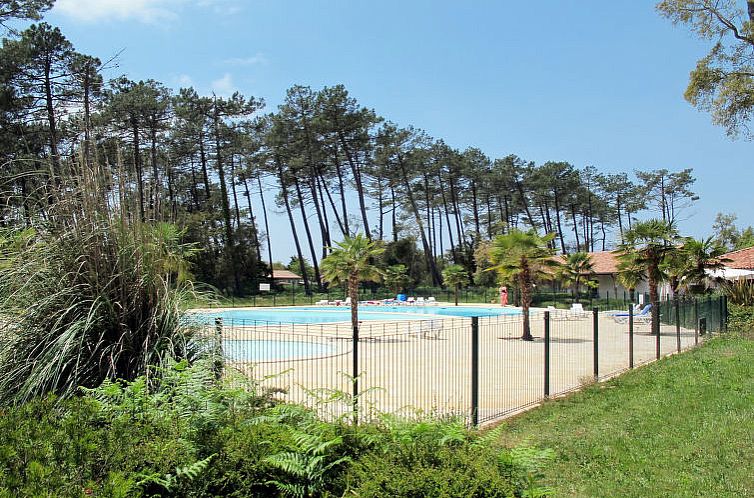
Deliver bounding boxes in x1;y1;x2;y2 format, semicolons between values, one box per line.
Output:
223;339;335;362
195;305;520;325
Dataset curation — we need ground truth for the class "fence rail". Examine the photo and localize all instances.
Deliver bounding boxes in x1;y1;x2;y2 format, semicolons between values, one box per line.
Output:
207;296;727;426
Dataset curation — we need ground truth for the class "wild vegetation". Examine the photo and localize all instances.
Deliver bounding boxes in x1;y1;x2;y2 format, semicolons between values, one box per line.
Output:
0;359;555;497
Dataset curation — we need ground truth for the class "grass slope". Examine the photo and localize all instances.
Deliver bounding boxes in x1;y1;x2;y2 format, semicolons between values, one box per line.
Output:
496;334;754;498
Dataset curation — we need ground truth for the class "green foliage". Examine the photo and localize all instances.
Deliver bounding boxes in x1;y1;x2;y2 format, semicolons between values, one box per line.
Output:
0;212;203;404
723;280;754;306
0;361;553;497
728;304;754;334
558;252;595;302
383;264;411;294
442;263;468;305
658;0;754;137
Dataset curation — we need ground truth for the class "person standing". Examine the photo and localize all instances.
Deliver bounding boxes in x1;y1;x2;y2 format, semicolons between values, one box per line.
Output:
499;285;508;306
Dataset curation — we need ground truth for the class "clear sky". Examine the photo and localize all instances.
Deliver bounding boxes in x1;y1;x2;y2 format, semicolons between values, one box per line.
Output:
39;0;753;261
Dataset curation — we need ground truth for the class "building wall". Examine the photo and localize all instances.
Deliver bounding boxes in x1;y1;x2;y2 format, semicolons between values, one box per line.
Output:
594;274;650;301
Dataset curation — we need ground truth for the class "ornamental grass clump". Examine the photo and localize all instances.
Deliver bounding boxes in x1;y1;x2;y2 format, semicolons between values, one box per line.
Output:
0;168;202;404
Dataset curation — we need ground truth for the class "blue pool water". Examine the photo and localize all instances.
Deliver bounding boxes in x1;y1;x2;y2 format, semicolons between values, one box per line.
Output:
223;339;335;362
196;305;519;325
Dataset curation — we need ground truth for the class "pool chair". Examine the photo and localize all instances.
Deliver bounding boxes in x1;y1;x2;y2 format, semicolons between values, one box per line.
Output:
426;296;438;306
613;304;652;324
569;303;591;318
315;299;329;305
546;305;578;321
416;296;426;305
603;304;642;316
411;319;444;339
406;296;416;305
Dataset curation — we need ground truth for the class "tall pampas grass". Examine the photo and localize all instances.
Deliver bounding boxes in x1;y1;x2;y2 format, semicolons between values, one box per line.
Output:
0;154;203;404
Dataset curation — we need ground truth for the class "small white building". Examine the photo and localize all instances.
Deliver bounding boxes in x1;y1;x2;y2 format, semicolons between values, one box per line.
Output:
271;269;303;286
558;251;651;301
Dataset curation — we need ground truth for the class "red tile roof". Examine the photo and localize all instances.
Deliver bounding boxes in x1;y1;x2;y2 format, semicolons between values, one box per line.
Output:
272;269;302;280
557;251;620;274
721;247;754;270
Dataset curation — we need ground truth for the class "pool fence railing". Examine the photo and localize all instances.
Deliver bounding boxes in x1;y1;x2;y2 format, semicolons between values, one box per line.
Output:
207;295;727;427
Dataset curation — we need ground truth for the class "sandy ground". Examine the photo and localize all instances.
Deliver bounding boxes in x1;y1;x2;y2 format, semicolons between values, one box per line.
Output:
201;304;700;424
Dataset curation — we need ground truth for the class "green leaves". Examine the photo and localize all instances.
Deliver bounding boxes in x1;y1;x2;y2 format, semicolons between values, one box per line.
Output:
320;233;385;288
658;0;754;137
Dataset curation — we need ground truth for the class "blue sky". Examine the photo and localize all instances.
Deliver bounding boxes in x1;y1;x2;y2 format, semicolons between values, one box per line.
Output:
41;0;753;260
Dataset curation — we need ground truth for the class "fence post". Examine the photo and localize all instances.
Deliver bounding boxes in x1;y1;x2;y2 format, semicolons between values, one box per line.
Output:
593;307;599;380
675;297;681;353
214;317;224;381
471;317;480;427
352;323;359;425
699;317;707;337
628;305;634;369
722;295;728;332
544;312;551;398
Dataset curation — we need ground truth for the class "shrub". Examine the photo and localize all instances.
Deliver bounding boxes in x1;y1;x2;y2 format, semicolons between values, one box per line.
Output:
0;215;202;404
0;361;554;497
728;304;754;335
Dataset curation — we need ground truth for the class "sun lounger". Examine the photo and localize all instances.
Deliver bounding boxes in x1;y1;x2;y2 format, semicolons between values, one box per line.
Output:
416;297;425;305
315;299;329;305
613;304;652;324
427;296;438;305
407;296;416;305
411;319;444;339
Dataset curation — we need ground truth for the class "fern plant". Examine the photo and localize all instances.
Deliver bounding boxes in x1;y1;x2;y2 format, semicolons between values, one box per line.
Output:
265;430;351;498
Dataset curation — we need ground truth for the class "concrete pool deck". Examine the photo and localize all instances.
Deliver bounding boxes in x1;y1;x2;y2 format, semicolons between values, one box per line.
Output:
199;306;700;424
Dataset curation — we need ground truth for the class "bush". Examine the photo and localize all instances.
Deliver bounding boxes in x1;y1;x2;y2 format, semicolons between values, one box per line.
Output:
0;217;202;404
728;304;754;335
0;361;553;497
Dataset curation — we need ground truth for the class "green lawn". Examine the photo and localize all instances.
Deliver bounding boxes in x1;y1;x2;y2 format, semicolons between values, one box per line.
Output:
496;334;754;498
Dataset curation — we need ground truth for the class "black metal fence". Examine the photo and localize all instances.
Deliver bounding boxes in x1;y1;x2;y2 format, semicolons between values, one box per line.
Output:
206;295;727;426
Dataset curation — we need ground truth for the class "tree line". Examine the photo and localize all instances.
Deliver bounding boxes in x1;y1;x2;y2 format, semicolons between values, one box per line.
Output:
1;2;701;296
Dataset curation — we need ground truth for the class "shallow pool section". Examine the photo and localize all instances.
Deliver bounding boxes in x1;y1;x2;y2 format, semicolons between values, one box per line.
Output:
223;339;335;362
195;305;519;325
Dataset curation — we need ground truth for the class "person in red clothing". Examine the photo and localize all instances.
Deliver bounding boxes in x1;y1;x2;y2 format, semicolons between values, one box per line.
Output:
499;285;508;306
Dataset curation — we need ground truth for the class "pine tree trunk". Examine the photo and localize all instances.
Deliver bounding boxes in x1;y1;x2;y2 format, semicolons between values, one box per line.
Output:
399;155;442;285
257;174;274;273
277;157;310;294
293;176;322;292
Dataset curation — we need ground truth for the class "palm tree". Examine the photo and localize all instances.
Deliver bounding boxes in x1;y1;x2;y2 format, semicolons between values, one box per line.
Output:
616;219;678;336
615;252;644;304
442;264;468;306
680;237;730;293
383;264;411;295
487;230;560;341
320;234;384;331
559;252;594;303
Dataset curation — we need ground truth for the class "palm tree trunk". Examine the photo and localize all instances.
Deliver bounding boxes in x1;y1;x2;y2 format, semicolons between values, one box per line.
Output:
649;269;659;336
521;263;533;341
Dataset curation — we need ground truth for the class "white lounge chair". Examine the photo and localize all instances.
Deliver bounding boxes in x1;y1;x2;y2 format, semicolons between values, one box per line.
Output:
569;303;590;319
411;319;443;339
613;304;652;324
407;296;416;305
427;296;438;305
416;296;425;305
315;299;329;305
